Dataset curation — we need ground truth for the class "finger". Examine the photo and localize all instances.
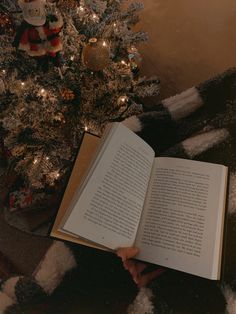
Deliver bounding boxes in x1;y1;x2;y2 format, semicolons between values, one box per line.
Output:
135;262;148;274
123;259;136;270
116;247;139;262
137;268;166;288
125;260;139;277
125;261;147;282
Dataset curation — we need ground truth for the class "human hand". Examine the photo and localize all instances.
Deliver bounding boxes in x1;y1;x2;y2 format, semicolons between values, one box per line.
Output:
116;247;165;288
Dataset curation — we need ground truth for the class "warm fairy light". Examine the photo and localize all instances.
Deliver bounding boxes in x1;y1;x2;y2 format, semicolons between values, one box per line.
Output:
102;41;107;47
2;69;6;74
92;13;98;20
85;126;88;131
21;81;25;86
33;158;38;164
40;88;47;97
70;55;75;61
76;6;84;13
118;96;128;104
121;60;127;65
56;172;60;178
46;156;49;160
113;23;117;27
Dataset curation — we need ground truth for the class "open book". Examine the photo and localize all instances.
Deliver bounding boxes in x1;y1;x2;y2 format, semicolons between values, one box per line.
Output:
51;123;228;280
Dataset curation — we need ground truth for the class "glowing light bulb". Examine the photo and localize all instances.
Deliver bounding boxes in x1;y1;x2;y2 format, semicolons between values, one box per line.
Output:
102;41;107;47
119;96;128;104
33;158;38;164
46;156;49;161
21;81;25;86
121;60;126;65
2;69;6;74
56;172;60;178
92;13;97;20
70;55;75;61
41;88;45;93
85;126;88;131
113;23;117;27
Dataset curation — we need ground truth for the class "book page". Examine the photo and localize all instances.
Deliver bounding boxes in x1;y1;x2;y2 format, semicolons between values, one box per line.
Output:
62;123;155;250
135;157;228;279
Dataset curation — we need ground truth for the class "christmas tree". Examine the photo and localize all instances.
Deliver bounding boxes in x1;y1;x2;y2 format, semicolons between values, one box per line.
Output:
0;0;160;212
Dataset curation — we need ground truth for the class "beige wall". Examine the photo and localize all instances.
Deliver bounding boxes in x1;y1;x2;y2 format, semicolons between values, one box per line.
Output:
138;0;236;98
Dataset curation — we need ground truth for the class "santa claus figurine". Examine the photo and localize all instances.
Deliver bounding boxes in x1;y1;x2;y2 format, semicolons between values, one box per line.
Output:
13;0;63;69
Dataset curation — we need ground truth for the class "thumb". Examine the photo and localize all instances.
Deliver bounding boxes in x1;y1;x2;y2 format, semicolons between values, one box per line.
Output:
116;247;139;262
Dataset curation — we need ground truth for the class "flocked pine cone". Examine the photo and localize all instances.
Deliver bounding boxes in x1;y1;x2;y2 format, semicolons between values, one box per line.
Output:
60;88;75;101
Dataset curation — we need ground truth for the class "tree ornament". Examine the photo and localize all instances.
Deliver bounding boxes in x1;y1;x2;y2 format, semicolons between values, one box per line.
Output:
18;0;46;27
53;111;66;124
82;38;110;71
0;12;15;36
13;0;63;60
128;46;142;75
60;88;75;101
9;187;33;212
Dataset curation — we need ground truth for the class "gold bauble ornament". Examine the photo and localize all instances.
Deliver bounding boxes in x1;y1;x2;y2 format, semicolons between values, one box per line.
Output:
82;38;110;71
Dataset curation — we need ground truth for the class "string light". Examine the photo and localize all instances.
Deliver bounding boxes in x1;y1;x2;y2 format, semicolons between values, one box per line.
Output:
56;172;60;178
79;6;84;11
70;55;75;61
33;158;38;164
21;81;25;86
92;13;99;21
46;156;49;161
129;45;135;51
113;23;118;32
2;69;6;74
102;41;107;47
85;126;88;131
121;60;127;65
40;88;47;97
118;96;128;105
